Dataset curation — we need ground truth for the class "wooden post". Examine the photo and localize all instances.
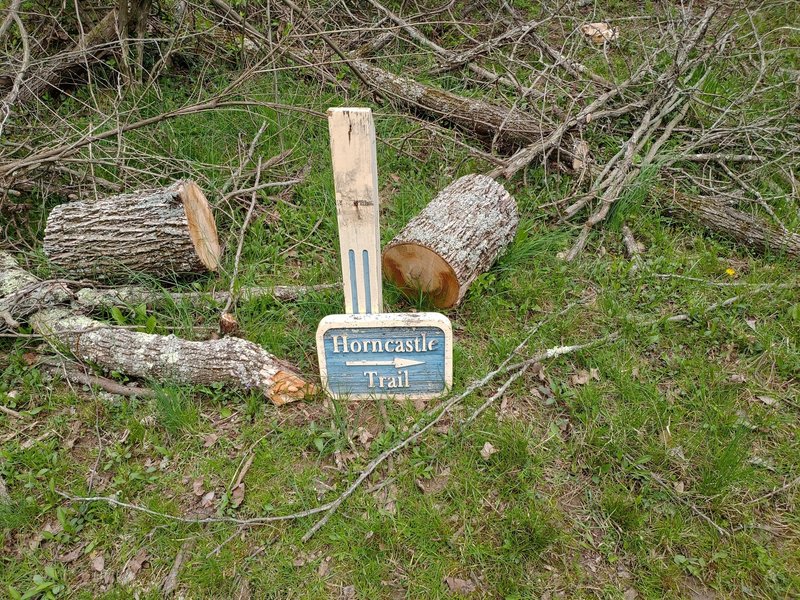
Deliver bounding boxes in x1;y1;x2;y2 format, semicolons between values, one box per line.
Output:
327;107;383;314
318;107;452;401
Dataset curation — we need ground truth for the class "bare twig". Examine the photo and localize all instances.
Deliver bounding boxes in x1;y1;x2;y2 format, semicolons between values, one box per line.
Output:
0;404;23;419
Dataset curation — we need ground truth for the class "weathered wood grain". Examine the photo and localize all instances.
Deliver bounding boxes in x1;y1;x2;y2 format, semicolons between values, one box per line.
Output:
328;107;383;314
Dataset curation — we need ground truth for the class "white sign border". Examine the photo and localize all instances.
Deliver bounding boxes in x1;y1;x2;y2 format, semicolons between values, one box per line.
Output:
316;312;453;401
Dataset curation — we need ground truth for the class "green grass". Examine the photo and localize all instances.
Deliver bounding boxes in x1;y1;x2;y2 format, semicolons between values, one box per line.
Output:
2;1;800;598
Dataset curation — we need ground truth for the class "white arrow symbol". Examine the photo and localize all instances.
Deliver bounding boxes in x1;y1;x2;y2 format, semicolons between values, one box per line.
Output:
345;357;425;368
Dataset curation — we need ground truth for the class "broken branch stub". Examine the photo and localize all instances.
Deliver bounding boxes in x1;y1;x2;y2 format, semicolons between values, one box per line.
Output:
44;180;221;280
383;174;518;308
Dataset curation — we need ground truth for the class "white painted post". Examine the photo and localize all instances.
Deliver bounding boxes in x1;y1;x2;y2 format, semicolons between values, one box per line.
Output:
327;107;383;315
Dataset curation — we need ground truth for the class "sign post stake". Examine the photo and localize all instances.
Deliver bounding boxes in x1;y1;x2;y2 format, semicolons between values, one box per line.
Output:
318;107;452;401
327;107;383;315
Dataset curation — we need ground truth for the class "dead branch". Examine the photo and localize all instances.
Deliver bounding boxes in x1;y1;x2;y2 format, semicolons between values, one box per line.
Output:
0;252;316;405
31;307;314;405
72;283;337;310
621;224;644;273
668;191;800;260
15;9;119;106
38;356;155;398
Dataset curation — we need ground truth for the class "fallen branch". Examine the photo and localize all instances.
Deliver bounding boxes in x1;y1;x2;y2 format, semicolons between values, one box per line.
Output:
73;283;338;310
0;252;315;405
38;356;155;398
31;308;314;405
0;405;23;419
621;224;645;273
669;192;800;260
15;9;119;106
161;539;195;596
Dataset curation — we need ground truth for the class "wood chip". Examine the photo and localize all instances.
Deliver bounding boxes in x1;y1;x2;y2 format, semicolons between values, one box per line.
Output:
480;442;498;460
581;22;619;44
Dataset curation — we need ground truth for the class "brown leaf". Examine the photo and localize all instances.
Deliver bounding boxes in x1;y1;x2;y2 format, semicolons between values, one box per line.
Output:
317;556;332;578
342;584;356;599
29;520;63;550
357;427;374;446
231;483;245;508
729;374;746;384
192;478;205;497
570;368;600;386
120;547;148;584
58;542;86;563
374;483;397;515
91;554;105;572
757;395;777;406
444;576;477;595
417;467;451;495
203;433;219;448
480;442;498;460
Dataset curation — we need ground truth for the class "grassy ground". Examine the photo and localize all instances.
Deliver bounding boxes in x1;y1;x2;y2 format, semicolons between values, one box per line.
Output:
2;2;799;598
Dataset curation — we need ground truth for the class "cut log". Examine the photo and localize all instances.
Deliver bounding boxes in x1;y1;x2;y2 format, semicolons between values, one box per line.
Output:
670;193;800;260
44;180;221;279
30;308;314;405
383;174;518;307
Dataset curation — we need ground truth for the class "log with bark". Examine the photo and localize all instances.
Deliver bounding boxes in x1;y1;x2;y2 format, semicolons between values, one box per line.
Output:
0;251;314;405
669;193;800;260
30;309;313;405
344;58;547;151
382;174;518;308
44;180;221;279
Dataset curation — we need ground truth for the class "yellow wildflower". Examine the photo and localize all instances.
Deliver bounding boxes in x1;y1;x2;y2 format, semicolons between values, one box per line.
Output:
725;268;736;277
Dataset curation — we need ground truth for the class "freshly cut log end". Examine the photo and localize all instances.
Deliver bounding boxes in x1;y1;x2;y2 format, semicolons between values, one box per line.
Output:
44;180;221;280
383;174;519;308
180;180;221;271
383;243;460;308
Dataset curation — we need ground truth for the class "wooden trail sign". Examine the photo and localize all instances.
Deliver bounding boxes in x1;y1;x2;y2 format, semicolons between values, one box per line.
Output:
318;107;453;400
328;107;382;315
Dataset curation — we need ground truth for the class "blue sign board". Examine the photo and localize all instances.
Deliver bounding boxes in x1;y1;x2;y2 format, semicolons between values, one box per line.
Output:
316;313;453;399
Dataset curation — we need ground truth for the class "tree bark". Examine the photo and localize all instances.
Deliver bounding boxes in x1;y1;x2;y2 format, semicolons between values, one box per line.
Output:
15;9;119;105
670;194;800;260
0;250;70;329
44;180;221;280
30;308;313;405
383;174;518;307
350;58;547;150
